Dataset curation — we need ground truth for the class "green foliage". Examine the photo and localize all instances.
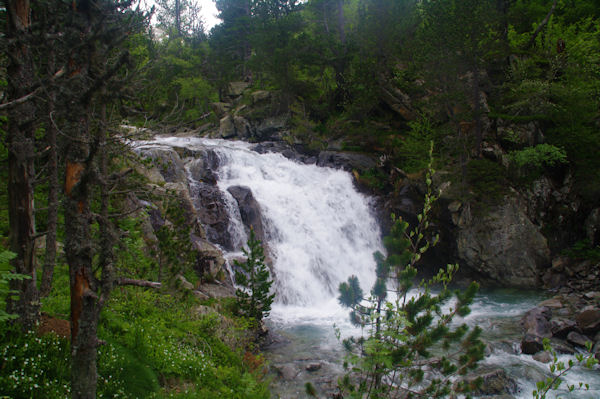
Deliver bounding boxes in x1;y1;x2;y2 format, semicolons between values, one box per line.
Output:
234;229;275;326
337;144;484;398
0;326;71;398
510;143;567;170
466;159;508;203
532;339;598;399
392;115;438;173
0;251;31;322
154;196;197;284
562;240;600;262
502;12;600;201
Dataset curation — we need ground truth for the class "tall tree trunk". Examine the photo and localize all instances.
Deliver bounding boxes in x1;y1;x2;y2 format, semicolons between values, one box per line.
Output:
5;0;40;329
65;105;99;399
40;49;59;297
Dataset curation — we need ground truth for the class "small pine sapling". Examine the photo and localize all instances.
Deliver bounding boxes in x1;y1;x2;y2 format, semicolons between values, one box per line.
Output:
337;142;484;398
234;228;275;327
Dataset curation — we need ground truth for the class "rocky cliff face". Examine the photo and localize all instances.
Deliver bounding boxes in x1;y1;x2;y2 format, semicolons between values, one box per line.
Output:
454;195;550;287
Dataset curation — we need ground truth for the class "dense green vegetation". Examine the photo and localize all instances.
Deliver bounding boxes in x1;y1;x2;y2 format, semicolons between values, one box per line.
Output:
2;0;600;397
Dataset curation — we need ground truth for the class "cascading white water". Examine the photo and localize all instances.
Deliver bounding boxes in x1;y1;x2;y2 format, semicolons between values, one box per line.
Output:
148;136;383;324
140;136;600;399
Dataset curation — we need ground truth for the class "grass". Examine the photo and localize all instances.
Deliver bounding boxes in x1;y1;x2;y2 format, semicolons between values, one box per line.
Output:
0;262;270;399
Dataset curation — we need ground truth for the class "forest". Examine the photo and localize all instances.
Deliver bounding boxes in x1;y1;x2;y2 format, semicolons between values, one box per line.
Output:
1;0;600;398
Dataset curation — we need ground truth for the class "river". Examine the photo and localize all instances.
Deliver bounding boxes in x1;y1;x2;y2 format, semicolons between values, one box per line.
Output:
141;136;599;399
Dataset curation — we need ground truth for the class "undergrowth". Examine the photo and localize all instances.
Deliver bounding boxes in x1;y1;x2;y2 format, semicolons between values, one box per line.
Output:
0;263;269;398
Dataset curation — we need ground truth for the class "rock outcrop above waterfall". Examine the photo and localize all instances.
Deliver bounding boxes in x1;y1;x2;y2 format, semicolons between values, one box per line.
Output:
132;141;232;288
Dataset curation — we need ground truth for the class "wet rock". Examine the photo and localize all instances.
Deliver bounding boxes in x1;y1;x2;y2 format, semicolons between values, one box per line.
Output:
193;182;233;250
549;339;575;355
233;116;252;139
469;367;518;396
521;306;552;338
550;317;579;339
317;151;377;173
575;308;600;335
187;149;220;185
306;363;322;372
538;297;564;309
521;333;544;354
227;185;265;242
533;351;552;363
274;363;299;381
567;331;591;348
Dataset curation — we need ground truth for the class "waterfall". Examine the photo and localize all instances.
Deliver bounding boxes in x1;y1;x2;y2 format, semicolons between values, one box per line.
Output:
148;136;383;322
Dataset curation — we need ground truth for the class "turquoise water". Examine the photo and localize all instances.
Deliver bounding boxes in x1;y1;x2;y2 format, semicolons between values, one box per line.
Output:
265;288;600;399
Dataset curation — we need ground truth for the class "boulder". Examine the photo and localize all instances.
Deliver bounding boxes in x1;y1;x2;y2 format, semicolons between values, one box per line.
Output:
274;364;299;381
192;182;233;250
228;81;250;97
457;195;550;287
468;367;518;396
190;234;226;278
255;115;288;140
136;146;187;184
227;185;265;243
533;351;552;363
316;151;377;173
306;363;322;372
575;308;600;336
175;274;194;290
550;317;579;339
219;115;236;139
251;90;271;104
521;333;544;354
233;116;252;139
567;331;591;348
210;102;231;118
187;150;220;185
521;306;552;338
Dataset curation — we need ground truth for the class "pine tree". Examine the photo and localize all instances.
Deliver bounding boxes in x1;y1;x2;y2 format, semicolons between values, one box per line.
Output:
337;143;484;398
234;228;275;326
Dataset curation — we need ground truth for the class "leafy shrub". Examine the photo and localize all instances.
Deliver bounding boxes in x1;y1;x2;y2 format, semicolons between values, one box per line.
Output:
510;144;567;169
0;251;31;322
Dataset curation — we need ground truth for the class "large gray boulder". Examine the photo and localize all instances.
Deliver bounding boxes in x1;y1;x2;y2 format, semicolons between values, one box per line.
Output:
136;146;187;184
227;185;265;243
316;151;377;173
192;182;233;250
457;195;550;287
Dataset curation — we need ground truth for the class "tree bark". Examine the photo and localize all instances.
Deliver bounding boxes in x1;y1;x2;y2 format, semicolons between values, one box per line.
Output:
525;0;558;49
5;0;40;329
65;107;99;399
40;49;59;297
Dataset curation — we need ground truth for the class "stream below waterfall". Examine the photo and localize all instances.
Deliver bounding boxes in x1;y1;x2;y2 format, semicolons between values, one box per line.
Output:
139;136;600;399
